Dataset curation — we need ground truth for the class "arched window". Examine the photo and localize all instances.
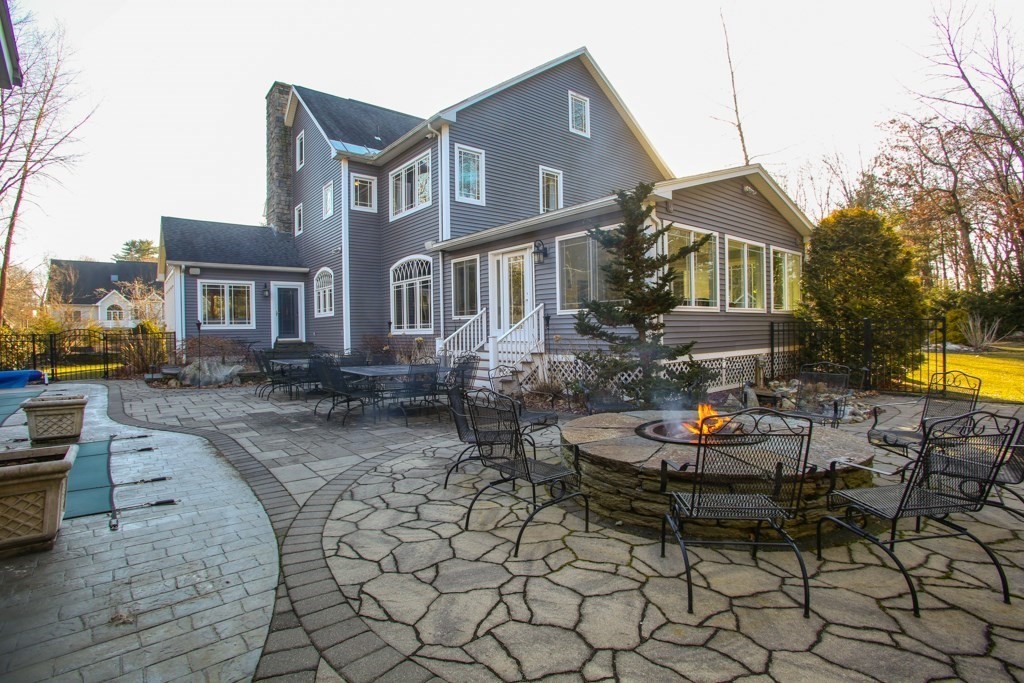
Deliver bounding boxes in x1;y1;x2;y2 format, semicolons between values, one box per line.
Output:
314;268;334;317
106;304;124;321
389;257;432;333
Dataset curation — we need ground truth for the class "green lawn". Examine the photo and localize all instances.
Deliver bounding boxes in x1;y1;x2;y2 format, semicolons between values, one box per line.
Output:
942;341;1024;403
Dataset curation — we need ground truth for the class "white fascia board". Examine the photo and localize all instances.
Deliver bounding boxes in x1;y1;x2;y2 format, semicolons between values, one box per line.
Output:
429;194;618;253
165;260;309;274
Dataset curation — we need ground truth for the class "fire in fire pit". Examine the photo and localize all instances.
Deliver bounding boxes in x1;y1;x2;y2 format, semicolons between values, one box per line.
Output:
635;405;738;445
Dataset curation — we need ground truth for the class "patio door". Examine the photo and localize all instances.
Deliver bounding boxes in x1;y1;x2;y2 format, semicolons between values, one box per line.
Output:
271;282;305;344
490;247;532;336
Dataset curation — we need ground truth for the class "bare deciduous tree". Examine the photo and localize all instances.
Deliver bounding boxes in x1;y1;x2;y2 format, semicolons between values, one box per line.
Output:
0;12;90;325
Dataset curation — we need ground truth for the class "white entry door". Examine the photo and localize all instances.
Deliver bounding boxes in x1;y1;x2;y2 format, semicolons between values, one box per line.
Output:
490;248;532;336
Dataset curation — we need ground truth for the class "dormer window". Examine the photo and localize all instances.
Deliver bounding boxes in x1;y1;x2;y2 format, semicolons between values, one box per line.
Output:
569;91;590;137
296;130;305;170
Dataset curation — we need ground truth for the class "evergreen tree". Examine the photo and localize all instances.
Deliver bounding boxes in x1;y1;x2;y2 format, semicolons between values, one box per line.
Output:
574;182;714;407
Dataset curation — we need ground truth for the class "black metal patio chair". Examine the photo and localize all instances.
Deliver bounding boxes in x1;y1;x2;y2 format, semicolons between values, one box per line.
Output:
310;357;373;424
785;362;853;428
487;364;558;433
817;410;1020;617
867;370;982;459
660;408;817;617
376;356;441;426
982;421;1024;522
462;388;589;556
254;349;302;398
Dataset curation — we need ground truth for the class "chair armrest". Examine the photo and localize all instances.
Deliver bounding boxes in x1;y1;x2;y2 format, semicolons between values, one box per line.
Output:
829;457;902;478
869;406;884;429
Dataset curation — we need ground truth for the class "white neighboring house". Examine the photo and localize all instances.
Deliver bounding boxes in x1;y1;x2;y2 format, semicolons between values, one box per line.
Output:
47;259;164;329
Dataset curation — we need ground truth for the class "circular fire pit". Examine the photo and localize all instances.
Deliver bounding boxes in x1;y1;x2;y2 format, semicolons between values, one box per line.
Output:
561;410;876;540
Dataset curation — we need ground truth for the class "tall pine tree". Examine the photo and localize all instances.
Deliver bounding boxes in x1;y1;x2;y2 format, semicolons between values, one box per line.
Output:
574;182;714;407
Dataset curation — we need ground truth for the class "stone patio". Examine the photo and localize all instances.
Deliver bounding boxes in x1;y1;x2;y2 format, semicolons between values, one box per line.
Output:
1;381;1023;681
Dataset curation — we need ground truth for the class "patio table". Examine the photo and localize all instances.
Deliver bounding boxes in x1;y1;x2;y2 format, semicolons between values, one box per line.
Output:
340;364;448;422
269;358;309;370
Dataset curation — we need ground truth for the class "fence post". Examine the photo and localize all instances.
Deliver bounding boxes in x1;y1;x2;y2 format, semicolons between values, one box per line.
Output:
939;316;947;377
48;333;57;380
768;322;776;381
861;318;873;390
30;333;36;371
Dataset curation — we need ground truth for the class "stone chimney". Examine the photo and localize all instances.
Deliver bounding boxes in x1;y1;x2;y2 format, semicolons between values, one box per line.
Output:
265;81;293;234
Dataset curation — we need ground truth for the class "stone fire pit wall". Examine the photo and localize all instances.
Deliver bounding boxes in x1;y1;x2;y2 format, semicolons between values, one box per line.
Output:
561;411;875;541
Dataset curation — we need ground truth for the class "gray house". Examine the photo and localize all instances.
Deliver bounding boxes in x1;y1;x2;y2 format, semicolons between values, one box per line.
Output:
159;47;812;388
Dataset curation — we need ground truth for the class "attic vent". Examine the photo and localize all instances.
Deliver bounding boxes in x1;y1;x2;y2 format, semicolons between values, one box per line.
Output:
110;275;119;282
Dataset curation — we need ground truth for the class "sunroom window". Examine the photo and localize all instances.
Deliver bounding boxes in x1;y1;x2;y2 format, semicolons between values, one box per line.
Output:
726;238;765;310
667;227;718;308
558;233;619;311
390;152;431;219
772;248;803;312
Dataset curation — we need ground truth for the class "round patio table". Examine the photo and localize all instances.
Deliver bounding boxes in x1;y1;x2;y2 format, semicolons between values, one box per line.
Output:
561;409;876;540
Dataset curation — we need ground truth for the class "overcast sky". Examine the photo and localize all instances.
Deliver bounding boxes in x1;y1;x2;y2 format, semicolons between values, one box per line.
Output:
14;0;1020;274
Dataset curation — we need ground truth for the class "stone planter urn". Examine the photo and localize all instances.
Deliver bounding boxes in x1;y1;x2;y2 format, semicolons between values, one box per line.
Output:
0;444;78;556
20;395;88;443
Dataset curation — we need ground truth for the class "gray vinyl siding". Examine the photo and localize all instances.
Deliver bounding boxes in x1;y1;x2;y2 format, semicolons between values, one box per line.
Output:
380;139;441;345
181;266;305;348
657;177;805;355
290;104;346;350
448;57;666;239
347;160;387;349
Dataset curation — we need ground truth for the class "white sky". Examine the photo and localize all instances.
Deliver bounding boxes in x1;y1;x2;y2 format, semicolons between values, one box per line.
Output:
13;0;1020;275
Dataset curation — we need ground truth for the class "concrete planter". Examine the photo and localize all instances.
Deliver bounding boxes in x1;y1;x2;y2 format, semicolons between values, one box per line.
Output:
20;395;88;443
0;444;78;556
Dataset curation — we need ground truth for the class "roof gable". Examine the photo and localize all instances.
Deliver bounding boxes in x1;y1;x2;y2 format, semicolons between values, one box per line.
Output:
160;217;306;271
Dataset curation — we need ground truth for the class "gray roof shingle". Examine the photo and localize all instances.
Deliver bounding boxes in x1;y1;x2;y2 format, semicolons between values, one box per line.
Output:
48;260;159;305
160;217;305;269
293;85;422;151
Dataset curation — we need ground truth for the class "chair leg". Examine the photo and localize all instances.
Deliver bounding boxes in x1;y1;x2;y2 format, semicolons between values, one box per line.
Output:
444;444;480;489
819;514;920;617
770;519;810;619
512;491;588;557
664;511;695;614
931;516;1011;605
465;476;514;530
988;485;1024;522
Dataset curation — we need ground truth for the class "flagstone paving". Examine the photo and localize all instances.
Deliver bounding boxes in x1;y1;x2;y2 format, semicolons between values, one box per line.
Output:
3;381;1023;681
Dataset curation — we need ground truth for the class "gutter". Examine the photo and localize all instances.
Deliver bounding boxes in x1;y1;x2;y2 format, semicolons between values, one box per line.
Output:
165;260;309;274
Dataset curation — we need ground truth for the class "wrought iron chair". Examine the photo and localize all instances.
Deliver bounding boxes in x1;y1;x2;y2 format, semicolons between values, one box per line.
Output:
868;370;982;459
982;421;1024;522
376;356;441;425
310;357;373;424
487;364;558;433
817;410;1019;617
462;388;589;556
785;362;853;428
660;408;816;617
254;349;302;398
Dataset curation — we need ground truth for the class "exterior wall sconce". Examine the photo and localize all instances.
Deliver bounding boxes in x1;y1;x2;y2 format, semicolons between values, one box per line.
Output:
532;240;548;264
263;285;270;298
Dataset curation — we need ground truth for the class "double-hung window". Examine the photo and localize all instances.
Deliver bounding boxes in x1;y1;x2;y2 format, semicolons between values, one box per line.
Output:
455;144;485;205
199;281;254;329
295;130;305;170
390;151;431;220
540;167;563;214
314;268;334;317
322;181;334;219
569;91;590;137
390;257;432;333
451;257;479;318
351;174;376;212
667;227;718;308
294;204;303;236
726;238;765;310
557;232;619;312
771;248;803;312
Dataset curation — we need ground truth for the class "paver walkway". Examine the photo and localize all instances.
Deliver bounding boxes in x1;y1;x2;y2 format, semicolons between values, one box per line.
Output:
3;381;1023;682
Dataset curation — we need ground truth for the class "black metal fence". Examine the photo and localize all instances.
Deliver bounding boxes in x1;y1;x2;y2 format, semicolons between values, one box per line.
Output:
769;318;946;392
0;329;177;381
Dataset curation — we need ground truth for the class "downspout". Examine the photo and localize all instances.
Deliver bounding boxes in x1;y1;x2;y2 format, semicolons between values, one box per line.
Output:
341;158;352;352
430;121;449;340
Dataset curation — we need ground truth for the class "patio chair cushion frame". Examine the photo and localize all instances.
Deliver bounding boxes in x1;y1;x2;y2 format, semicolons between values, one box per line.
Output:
867;370;982;458
659;408;817;618
462;388;588;556
817;410;1019;617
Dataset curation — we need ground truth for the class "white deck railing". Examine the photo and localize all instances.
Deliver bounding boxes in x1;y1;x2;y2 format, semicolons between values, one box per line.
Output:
438;307;488;358
493;304;545;368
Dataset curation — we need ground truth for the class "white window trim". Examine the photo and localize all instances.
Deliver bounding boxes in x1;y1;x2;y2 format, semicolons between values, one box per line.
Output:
389;150;433;222
665;225;721;312
106;304;125;321
322;181;334;219
450;255;480;320
350;173;377;213
313;267;335;318
539;166;564;214
554;226;618;315
724;236;767;313
296;130;305;170
294;203;303;236
569;91;591;138
389;255;434;335
270;282;305;343
454;144;486;206
197;279;256;330
770;246;803;313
